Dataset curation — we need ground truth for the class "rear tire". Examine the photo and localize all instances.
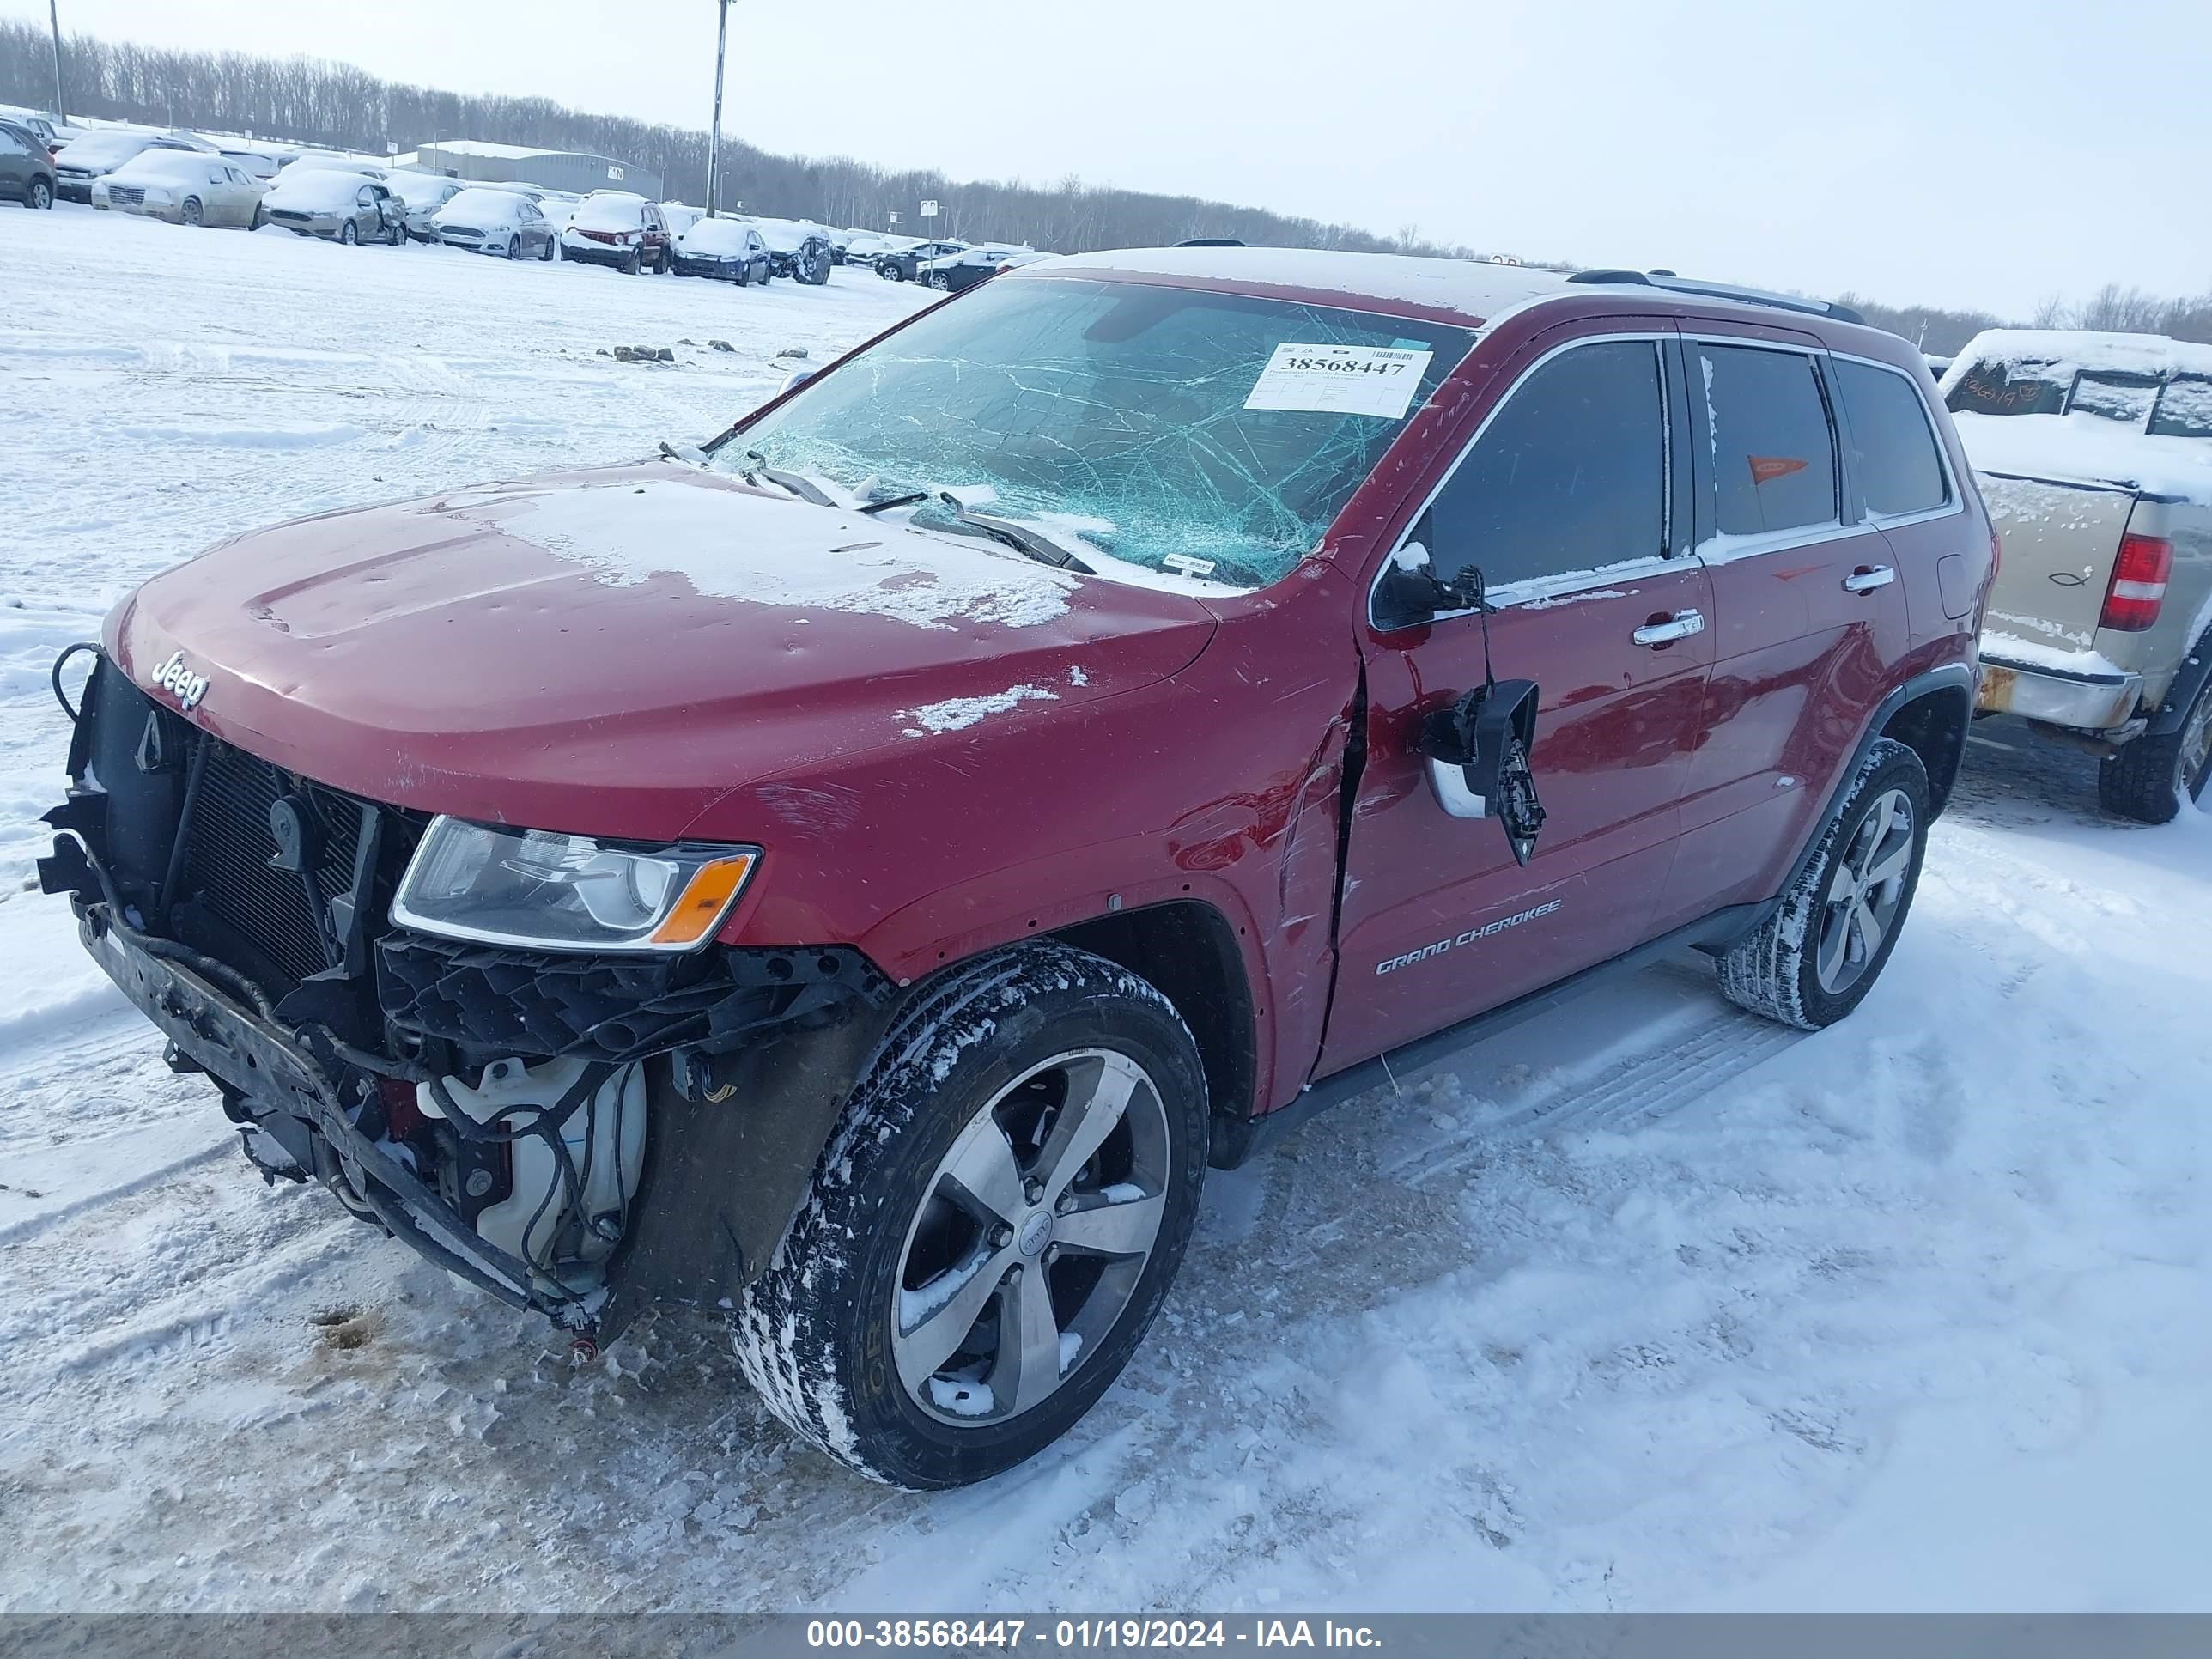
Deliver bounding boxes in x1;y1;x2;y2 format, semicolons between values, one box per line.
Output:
538;234;554;261
29;178;53;210
732;941;1208;1489
1718;738;1929;1030
2098;664;2212;823
249;202;264;230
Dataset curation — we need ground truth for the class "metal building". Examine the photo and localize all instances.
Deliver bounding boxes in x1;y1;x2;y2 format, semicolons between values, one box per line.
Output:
409;140;662;201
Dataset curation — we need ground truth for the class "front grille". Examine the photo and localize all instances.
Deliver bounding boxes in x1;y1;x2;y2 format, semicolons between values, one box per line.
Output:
178;740;358;985
270;209;312;222
107;185;144;207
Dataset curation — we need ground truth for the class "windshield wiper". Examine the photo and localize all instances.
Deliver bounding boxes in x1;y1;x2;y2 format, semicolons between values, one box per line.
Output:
740;449;838;507
857;489;931;516
933;493;1096;574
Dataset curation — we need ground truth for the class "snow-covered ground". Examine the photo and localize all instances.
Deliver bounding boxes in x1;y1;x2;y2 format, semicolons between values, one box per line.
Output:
1;205;2207;1613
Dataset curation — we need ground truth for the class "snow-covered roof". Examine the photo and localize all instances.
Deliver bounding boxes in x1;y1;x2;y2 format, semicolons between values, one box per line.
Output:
1951;329;2212;380
1036;246;1571;324
420;139;561;161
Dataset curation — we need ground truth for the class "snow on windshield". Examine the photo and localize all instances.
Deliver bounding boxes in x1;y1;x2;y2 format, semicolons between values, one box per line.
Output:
441;189;526;221
269;170;366;210
731;276;1475;591
570;197;645;231
681;218;753;252
113;149;215;183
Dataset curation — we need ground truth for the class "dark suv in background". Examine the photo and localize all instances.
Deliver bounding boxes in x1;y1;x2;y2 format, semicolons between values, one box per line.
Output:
875;238;968;281
41;247;1990;1490
0;118;58;210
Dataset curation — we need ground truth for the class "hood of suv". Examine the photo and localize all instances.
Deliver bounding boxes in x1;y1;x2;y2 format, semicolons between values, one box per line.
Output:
107;465;1218;837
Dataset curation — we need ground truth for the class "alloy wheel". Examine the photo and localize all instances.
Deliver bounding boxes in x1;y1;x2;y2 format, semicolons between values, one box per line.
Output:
1816;787;1915;994
2180;686;2212;801
891;1048;1171;1427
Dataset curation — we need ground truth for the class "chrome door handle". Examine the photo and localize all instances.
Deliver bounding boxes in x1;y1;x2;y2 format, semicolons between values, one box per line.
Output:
1844;565;1897;594
1632;610;1705;646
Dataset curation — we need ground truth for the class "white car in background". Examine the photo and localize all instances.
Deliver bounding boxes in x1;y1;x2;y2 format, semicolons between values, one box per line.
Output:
89;148;266;228
429;186;559;260
385;172;466;240
660;201;705;236
52;128;210;203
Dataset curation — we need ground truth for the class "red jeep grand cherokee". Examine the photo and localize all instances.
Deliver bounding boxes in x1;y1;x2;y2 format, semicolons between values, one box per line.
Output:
41;248;1993;1487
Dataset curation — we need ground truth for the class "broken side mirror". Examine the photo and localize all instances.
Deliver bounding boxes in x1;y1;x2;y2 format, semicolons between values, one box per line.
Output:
1373;541;1486;630
1419;677;1547;866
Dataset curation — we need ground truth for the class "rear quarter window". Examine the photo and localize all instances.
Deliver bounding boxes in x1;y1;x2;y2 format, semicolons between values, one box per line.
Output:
1947;360;2066;416
1833;359;1949;518
1695;343;1839;538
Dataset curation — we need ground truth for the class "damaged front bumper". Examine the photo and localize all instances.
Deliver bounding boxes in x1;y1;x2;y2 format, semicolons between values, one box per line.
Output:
64;896;905;1346
76;902;577;1322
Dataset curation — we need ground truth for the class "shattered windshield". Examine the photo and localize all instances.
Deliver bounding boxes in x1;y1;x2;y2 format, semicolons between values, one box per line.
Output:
729;276;1476;590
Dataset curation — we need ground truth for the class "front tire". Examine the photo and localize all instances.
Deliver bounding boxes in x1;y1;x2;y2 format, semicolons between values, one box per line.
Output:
339;220;358;246
2099;664;2212;823
1718;737;1929;1030
179;197;203;228
732;942;1208;1489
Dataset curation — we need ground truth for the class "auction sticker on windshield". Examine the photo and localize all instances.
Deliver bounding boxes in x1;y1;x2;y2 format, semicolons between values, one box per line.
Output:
1243;343;1434;419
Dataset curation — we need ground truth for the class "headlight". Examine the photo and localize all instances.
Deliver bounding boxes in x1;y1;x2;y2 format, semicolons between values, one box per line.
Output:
391;817;760;954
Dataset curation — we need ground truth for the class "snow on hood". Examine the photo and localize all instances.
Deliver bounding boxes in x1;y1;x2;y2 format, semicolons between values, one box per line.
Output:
477;476;1078;629
105;466;1217;836
1954;411;2212;504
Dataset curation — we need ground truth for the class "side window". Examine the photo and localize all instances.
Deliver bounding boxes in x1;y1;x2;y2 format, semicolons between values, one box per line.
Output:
1833;359;1949;518
1696;343;1838;538
1422;339;1668;590
0;131;24;155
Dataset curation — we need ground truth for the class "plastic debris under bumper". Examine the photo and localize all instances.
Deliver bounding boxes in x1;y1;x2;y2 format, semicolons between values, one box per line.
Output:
1977;656;2143;733
74;904;591;1327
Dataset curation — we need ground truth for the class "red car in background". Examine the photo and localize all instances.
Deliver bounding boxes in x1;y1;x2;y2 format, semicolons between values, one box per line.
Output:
558;191;672;273
41;246;1992;1489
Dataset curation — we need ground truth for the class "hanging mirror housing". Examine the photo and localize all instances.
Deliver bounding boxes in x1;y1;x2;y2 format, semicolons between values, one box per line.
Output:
1419;678;1548;865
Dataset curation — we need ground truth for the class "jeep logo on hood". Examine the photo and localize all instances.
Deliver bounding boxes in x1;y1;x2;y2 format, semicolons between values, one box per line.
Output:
148;649;210;712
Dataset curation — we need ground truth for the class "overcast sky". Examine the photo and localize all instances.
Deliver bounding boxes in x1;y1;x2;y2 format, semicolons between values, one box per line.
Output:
10;0;2208;316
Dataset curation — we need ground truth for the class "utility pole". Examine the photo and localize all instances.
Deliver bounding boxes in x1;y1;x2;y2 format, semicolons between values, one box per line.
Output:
705;0;731;216
47;0;67;119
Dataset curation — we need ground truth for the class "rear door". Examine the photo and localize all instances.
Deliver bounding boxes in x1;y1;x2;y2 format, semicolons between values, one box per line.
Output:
1664;326;1915;924
1323;325;1715;1072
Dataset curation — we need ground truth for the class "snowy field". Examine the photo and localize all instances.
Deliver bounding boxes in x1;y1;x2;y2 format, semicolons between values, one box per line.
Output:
1;204;2207;1613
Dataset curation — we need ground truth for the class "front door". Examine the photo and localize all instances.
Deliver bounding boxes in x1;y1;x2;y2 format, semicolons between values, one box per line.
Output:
1322;328;1714;1073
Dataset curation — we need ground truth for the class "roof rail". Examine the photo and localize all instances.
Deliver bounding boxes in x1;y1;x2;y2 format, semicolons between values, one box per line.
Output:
1567;268;1866;327
1176;237;1245;247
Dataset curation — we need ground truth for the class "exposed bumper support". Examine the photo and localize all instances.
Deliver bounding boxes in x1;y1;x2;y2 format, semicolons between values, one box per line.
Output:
76;902;577;1321
1977;655;2143;733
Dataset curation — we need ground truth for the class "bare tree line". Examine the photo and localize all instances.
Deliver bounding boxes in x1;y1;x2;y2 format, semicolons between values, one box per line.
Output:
5;21;2206;345
0;22;1508;259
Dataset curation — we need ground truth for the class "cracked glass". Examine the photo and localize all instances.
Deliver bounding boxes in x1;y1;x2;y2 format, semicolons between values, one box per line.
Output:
730;276;1476;590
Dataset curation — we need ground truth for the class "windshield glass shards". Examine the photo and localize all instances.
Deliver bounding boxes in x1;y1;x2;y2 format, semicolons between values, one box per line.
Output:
726;276;1475;591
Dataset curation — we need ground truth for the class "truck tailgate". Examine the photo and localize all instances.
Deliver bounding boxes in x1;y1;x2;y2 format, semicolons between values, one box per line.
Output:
1975;471;2136;651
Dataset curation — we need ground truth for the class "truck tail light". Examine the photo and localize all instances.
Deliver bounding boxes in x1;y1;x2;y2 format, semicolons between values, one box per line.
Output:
2100;532;2172;632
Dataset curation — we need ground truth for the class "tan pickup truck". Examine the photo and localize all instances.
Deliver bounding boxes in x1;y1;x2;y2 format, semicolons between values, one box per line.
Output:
1942;330;2212;821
